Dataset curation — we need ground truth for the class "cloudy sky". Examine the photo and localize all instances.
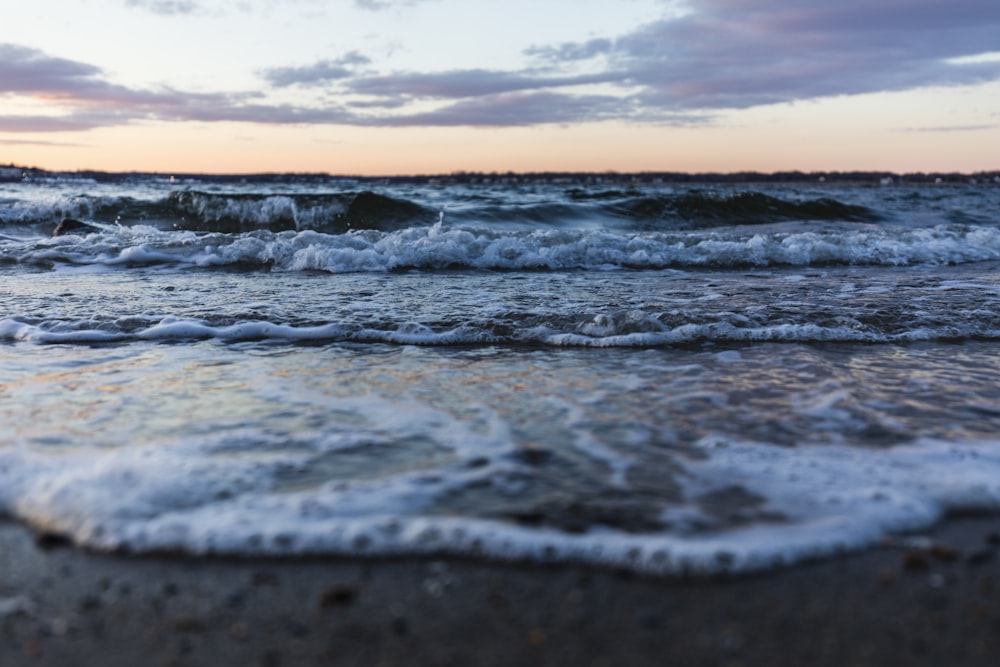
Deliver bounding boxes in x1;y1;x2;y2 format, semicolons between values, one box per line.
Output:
2;0;999;174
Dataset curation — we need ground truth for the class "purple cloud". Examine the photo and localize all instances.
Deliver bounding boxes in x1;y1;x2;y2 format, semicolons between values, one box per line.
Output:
2;1;998;132
0;44;213;111
0;44;104;95
271;0;1000;125
262;52;372;87
552;0;1000;111
523;38;613;63
364;91;627;127
0;115;111;133
0;43;267;130
346;69;612;99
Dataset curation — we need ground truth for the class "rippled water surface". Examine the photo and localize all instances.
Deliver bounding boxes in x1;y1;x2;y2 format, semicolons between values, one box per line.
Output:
3;178;1000;575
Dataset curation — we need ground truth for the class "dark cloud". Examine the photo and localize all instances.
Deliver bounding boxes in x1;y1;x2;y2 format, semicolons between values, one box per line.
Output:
347;96;411;110
536;0;1000;112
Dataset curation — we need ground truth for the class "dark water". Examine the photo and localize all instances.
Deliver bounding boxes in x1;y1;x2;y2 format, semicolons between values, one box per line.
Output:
2;177;1000;575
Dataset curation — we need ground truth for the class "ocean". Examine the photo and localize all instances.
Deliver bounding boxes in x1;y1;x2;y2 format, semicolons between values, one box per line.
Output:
2;174;1000;576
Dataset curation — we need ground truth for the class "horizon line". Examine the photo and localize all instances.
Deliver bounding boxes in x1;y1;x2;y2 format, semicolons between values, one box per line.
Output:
7;164;1000;181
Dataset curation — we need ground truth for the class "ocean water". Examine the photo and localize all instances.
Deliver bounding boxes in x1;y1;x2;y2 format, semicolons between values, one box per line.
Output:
3;175;1000;575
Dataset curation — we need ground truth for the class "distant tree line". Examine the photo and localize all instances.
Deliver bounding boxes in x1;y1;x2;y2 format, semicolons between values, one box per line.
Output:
3;163;997;186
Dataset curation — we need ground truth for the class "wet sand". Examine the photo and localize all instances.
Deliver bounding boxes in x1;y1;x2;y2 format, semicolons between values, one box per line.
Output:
2;517;1000;666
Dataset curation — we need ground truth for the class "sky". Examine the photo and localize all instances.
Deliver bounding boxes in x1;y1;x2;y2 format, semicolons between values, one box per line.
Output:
1;0;999;175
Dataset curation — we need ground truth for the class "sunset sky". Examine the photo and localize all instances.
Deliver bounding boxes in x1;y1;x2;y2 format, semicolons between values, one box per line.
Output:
2;0;999;175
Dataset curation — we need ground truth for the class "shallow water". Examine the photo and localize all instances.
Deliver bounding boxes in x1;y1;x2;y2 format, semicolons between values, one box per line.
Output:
3;178;1000;574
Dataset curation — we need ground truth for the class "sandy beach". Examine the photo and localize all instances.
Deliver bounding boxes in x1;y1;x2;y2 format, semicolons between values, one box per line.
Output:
0;516;998;666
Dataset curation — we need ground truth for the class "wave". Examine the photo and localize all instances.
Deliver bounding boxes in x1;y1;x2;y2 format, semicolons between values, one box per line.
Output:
4;304;1000;348
1;187;888;234
582;190;883;228
0;190;438;234
164;190;438;233
4;420;1000;574
4;220;1000;273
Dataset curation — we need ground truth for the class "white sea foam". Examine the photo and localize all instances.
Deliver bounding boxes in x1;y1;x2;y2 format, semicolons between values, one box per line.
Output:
2;425;1000;575
7;222;1000;272
3;314;1000;348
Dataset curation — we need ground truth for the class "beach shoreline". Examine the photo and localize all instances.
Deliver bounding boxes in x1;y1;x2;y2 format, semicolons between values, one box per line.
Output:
2;516;999;666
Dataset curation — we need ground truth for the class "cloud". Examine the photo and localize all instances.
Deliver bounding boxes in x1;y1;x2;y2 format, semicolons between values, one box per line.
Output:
124;0;334;17
0;43;255;130
904;124;999;133
0;115;113;132
125;0;200;15
524;38;613;64
3;1;999;132
346;69;612;99
0;44;105;95
262;51;371;87
0;137;85;146
354;0;432;10
536;0;1000;112
0;43;207;113
284;0;1000;125
366;91;628;127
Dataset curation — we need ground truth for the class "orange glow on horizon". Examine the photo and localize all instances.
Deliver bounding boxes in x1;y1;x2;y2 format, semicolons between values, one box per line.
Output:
5;83;1000;178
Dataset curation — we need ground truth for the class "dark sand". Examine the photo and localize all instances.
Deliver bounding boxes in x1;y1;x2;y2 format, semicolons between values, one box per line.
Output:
2;517;1000;666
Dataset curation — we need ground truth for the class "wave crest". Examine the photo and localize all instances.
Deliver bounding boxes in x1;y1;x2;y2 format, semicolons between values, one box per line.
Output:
6;221;1000;272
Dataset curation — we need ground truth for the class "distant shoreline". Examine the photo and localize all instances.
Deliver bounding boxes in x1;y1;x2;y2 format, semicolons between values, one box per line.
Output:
3;164;999;186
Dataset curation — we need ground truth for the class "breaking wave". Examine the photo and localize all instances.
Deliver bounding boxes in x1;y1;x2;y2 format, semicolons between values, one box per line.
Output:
1;187;891;234
4;220;1000;272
